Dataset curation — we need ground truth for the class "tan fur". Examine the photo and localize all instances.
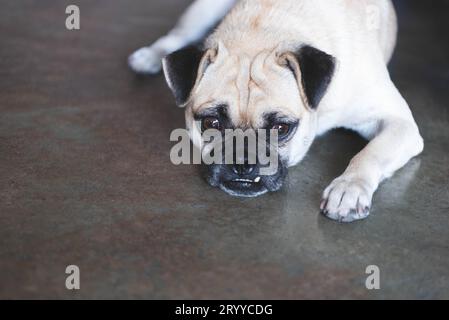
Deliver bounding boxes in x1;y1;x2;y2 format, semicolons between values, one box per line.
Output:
153;0;423;221
187;0;399;160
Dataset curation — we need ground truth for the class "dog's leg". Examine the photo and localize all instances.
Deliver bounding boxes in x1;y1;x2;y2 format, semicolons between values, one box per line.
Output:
321;82;424;222
129;0;236;74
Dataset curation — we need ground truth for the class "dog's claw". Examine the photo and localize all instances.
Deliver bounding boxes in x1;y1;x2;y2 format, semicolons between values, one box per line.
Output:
320;199;327;210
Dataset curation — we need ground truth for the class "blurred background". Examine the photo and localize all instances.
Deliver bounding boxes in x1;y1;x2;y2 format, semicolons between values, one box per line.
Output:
0;0;448;299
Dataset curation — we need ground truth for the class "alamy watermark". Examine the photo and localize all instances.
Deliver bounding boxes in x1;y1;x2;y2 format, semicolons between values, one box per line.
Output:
366;4;381;31
65;5;80;30
365;265;380;290
65;265;80;290
170;125;280;176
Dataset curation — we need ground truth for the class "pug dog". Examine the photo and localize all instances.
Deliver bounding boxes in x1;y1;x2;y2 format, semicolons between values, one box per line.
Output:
129;0;424;222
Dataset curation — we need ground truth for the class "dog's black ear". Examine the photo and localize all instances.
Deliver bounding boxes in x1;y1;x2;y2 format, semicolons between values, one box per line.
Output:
162;46;211;106
281;45;336;109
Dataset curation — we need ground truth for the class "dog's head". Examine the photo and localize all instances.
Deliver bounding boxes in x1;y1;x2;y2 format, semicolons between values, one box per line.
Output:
163;43;335;197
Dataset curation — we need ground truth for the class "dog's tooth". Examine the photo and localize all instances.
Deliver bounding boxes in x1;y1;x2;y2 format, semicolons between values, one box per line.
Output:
254;177;261;183
234;179;252;183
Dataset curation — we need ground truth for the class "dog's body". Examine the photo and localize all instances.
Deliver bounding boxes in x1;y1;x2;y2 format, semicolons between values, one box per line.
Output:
129;0;424;222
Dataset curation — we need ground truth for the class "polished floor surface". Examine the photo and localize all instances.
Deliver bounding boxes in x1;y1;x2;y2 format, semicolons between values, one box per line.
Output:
0;0;448;299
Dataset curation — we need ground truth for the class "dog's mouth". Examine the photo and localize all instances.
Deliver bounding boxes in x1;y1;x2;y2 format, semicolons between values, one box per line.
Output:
219;177;269;198
204;160;287;198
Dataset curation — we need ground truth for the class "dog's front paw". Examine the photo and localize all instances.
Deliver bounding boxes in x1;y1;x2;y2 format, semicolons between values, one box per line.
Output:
128;46;163;74
320;176;373;223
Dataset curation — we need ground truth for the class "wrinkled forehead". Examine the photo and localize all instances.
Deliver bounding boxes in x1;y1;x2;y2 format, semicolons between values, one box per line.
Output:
190;49;304;128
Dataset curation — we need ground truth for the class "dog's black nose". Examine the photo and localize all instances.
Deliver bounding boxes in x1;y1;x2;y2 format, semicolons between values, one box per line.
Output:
232;163;256;176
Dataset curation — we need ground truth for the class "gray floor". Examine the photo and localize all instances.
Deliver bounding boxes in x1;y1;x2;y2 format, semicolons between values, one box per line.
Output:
0;0;448;299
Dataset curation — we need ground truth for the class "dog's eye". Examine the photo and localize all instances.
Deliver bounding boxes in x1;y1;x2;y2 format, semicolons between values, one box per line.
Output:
271;123;290;137
202;117;221;131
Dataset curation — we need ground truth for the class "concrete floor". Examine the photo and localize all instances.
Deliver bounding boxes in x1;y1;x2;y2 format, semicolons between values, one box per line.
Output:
0;0;448;299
